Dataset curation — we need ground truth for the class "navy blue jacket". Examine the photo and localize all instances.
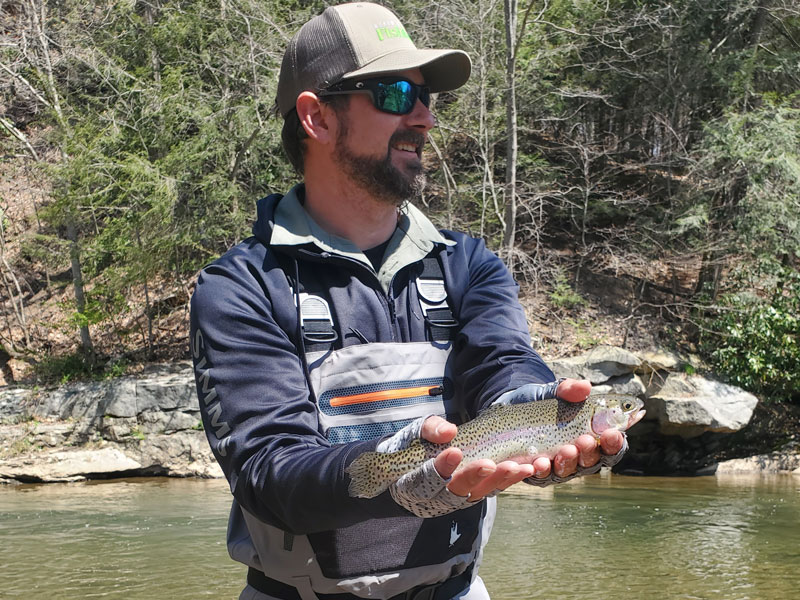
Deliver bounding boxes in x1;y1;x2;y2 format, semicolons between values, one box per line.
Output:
189;190;554;535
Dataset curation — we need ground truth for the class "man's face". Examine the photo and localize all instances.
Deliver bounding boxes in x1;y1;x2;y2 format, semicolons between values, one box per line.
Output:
331;69;436;207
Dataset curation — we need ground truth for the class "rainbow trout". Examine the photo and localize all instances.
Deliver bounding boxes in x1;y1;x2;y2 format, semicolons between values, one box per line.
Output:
346;394;645;498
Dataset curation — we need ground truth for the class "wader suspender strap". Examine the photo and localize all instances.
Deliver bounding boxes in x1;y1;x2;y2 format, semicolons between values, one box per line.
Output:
297;292;338;353
276;252;338;355
418;257;458;342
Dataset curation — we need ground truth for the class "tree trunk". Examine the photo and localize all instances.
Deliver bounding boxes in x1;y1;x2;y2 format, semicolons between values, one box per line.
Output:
135;223;155;360
66;221;95;360
143;1;161;83
502;0;519;267
0;213;31;350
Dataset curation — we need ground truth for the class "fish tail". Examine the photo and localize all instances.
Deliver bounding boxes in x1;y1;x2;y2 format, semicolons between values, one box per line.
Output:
346;451;400;499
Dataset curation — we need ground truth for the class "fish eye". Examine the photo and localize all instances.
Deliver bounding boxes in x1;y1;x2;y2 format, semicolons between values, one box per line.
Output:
623;400;633;411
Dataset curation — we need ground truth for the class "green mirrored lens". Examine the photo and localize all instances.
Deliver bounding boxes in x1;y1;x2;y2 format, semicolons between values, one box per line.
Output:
377;81;414;114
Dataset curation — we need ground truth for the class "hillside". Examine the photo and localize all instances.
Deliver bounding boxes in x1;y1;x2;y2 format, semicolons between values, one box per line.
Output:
0;0;797;409
0;154;686;386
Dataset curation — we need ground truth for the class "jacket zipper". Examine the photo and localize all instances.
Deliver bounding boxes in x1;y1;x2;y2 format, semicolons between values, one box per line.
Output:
386;281;397;328
296;248;399;337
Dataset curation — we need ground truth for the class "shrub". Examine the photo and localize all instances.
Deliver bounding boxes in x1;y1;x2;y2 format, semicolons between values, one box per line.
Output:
704;272;800;402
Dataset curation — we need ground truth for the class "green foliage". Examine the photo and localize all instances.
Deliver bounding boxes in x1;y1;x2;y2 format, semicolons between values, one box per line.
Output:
704;272;800;402
19;233;72;274
103;358;130;380
564;316;603;350
32;352;129;385
33;352;102;385
549;269;586;310
700;96;800;269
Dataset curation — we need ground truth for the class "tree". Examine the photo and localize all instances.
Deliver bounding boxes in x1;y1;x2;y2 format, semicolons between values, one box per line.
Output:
2;0;96;360
685;97;800;293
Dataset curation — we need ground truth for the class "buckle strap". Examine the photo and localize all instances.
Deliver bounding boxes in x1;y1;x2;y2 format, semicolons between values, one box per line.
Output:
296;292;338;352
246;567;472;600
418;257;458;342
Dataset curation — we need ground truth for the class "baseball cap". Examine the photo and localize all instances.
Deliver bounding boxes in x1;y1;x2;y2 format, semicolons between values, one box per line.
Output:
276;2;471;118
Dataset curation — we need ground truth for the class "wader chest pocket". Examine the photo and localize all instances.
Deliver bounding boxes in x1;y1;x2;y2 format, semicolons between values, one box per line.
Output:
318;379;447;444
320;379;444;414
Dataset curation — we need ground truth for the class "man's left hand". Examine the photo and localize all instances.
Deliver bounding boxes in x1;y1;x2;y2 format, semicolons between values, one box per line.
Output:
529;377;625;480
472;378;628;490
422;416;534;502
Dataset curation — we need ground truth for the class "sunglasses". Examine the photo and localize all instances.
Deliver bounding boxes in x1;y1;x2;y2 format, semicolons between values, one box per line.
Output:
319;77;431;115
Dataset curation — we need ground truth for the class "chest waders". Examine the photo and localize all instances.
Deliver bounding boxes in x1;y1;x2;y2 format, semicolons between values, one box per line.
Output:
231;254;495;600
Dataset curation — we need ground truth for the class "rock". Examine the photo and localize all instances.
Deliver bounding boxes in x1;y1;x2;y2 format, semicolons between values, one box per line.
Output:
135;376;196;412
553;345;641;384
141;360;193;377
590;373;647;397
646;374;758;438
636;350;682;373
100;416;139;442
0;388;32;423
0;362;220;483
716;451;800;474
32;380;111;421
30;364;196;422
583;345;641;381
0;430;222;482
138;409;201;434
0;447;142;482
129;431;222;478
104;372;195;417
97;378;140;418
31;421;73;448
549;357;586;381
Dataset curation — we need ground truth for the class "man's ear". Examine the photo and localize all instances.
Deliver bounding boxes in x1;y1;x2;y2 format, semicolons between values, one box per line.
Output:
296;91;336;145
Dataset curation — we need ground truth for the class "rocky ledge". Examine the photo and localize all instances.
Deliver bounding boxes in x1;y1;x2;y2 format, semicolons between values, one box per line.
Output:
1;348;798;483
1;362;222;483
551;346;799;476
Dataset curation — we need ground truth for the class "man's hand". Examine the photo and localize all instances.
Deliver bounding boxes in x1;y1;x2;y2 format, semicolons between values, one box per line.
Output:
423;416;535;503
427;378;627;498
528;379;625;482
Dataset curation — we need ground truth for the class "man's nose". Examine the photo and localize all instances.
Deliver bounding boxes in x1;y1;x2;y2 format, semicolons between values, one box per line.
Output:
405;98;436;134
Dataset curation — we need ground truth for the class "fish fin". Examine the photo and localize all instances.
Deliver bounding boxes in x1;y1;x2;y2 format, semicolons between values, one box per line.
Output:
346;451;394;499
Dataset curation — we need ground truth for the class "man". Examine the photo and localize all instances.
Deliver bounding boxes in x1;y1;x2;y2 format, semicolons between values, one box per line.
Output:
190;3;625;599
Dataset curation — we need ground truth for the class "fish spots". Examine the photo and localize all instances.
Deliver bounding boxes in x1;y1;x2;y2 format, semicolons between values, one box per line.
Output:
347;394;644;498
556;400;583;430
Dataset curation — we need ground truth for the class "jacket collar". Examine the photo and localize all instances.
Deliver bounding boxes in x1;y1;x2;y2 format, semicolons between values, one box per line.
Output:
269;184;455;292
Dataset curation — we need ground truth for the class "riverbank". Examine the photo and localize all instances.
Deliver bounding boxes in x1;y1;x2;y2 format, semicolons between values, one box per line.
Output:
1;361;222;482
1;348;798;483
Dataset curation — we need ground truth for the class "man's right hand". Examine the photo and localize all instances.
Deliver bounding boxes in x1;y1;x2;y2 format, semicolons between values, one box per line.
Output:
422;416;535;503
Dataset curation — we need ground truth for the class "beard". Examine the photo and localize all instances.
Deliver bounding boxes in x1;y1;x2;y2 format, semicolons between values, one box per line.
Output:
334;116;427;207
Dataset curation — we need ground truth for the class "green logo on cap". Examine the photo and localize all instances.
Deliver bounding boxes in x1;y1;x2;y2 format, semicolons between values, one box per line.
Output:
375;23;411;42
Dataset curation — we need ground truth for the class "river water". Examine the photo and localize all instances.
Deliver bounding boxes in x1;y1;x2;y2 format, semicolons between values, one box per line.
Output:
1;474;798;599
